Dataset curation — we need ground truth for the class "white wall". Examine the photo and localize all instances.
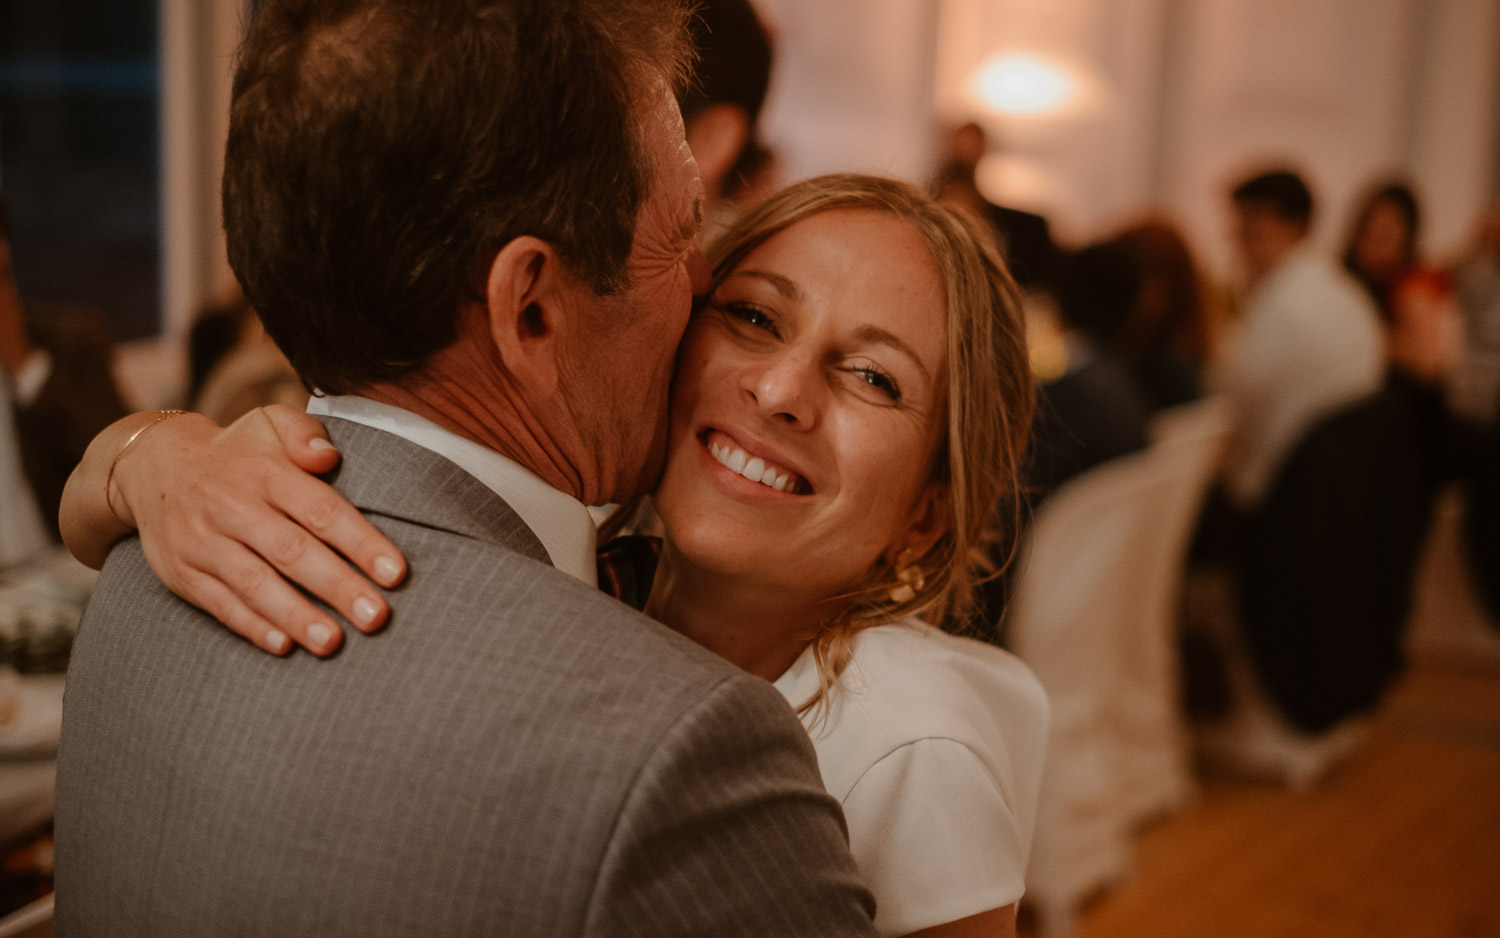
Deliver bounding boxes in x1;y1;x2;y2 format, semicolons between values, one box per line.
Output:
753;0;1500;280
754;0;941;185
1157;0;1499;277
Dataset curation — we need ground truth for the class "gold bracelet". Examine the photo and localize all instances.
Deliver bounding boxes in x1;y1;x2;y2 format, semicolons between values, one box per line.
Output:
105;409;190;525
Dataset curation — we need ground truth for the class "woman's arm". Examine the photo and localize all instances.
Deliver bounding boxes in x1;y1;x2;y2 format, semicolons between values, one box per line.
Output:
60;405;406;656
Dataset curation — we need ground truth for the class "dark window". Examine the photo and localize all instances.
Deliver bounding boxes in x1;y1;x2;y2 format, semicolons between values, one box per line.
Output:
1;0;161;341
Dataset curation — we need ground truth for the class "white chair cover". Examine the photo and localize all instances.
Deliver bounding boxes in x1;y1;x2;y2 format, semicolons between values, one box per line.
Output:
1012;397;1229;933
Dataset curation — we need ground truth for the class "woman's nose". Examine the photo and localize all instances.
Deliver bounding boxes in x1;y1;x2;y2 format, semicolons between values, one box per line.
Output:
746;353;819;428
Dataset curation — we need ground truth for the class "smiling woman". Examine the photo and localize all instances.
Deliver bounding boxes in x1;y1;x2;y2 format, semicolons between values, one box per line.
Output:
60;173;1046;938
658;176;1035;705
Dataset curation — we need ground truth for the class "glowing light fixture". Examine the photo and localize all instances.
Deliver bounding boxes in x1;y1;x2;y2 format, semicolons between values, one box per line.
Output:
971;52;1077;117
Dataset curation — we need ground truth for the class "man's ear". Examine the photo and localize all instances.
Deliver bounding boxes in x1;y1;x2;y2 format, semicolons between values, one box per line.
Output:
885;484;952;567
685;103;749;200
483;236;569;397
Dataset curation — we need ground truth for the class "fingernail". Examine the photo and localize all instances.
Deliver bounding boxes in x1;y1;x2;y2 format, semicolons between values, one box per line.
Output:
374;555;402;584
353;597;380;627
308;623;336;649
267;630;291;654
308;438;335;451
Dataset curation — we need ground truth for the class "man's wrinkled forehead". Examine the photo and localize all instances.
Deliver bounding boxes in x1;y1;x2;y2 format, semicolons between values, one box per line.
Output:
637;80;705;236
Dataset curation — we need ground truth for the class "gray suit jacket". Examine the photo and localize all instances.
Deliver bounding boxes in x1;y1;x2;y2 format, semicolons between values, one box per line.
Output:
55;418;876;937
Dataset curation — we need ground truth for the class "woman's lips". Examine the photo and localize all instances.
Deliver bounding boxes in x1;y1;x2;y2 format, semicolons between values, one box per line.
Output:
702;430;811;494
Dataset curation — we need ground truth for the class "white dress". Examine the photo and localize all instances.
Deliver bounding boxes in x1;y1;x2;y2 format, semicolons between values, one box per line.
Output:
773;619;1049;937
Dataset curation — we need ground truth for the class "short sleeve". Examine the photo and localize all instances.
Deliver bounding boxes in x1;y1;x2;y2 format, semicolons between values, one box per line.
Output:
841;738;1026;937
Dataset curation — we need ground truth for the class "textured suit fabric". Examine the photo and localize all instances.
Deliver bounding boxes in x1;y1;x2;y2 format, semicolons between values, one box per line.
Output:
55;417;876;937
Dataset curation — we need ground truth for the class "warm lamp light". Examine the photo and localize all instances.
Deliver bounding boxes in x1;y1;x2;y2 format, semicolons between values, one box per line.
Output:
970;52;1077;117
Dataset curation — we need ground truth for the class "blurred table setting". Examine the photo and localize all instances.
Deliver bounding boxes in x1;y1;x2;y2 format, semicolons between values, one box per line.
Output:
0;546;95;913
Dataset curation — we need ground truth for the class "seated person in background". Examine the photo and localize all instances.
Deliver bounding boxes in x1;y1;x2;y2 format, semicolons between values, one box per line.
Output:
1024;242;1151;501
1451;209;1500;621
1339;180;1460;559
1110;220;1218;412
1341;180;1463;388
0;193;128;542
1215;169;1384;512
1451;205;1500;427
186;296;251;406
187;291;306;425
933;122;1059;299
1188;172;1404;772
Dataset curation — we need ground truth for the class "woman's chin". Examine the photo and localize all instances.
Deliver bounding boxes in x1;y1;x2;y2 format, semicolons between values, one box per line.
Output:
660;509;774;577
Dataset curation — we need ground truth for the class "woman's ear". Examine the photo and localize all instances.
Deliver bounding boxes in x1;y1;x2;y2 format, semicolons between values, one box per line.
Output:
887;484;952;566
483;236;570;397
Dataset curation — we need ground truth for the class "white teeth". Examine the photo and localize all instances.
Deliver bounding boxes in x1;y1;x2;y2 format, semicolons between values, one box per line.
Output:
708;437;803;493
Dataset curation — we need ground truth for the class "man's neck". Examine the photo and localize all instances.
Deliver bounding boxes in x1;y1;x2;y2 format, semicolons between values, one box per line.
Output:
357;334;587;502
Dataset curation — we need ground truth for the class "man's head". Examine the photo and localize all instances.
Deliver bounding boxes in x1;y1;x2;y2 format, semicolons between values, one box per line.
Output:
1230;169;1314;283
224;0;702;502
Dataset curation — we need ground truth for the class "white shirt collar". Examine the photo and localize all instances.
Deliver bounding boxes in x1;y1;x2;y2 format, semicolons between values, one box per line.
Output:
306;394;597;586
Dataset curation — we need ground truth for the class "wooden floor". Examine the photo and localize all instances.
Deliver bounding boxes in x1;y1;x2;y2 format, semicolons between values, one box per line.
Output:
1022;497;1500;938
1018;666;1500;938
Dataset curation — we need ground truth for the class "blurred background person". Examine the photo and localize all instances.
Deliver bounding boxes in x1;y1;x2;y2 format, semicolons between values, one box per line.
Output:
1339;180;1464;623
0;193;127;545
1024;241;1151;502
1449;206;1500;625
1450;204;1500;429
677;0;775;243
186;290;305;426
933;121;1060;300
1341;180;1463;388
1214;168;1384;512
1109;220;1219;413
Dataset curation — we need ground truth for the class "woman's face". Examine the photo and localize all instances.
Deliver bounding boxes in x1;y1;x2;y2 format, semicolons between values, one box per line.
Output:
1354;199;1411;282
653;208;949;601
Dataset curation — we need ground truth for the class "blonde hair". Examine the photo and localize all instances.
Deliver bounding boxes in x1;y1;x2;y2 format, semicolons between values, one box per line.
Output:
610;173;1034;715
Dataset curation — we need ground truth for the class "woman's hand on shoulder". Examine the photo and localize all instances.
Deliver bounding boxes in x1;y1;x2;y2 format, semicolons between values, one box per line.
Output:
62;404;407;657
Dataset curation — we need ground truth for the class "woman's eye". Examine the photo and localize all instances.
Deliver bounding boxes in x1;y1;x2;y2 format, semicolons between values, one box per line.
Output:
852;365;902;401
719;301;778;335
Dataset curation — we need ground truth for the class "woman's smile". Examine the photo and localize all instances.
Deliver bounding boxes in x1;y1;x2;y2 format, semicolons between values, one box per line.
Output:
701;429;813;495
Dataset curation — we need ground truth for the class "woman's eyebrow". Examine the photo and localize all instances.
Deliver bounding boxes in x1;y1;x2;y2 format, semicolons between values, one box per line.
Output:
853;324;931;385
728;268;804;303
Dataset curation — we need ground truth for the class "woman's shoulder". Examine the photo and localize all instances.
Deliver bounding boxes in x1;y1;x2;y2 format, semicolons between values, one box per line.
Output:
797;622;1052;933
788;619;1049;799
846;619;1047;722
858;615;1044;702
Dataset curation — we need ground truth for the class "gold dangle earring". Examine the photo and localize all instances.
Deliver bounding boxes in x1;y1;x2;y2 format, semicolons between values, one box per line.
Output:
889;548;926;604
